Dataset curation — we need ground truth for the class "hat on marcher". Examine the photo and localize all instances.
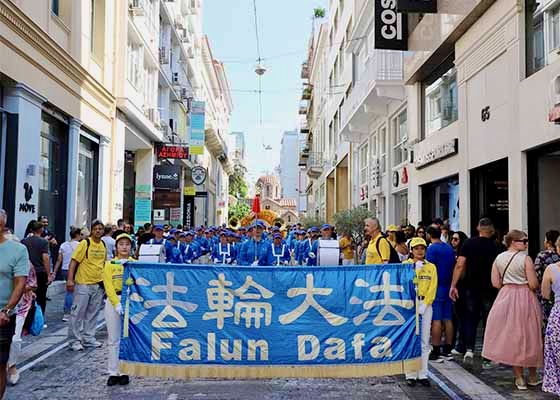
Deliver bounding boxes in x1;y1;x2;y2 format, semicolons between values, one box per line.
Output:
387;224;399;232
115;233;133;245
273;233;282;239
409;237;427;249
153;225;164;231
185;231;194;237
255;221;265;229
321;224;333;231
179;232;187;238
169;228;177;234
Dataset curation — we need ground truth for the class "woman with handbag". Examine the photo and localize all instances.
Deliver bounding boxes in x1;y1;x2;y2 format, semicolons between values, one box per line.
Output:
482;230;543;390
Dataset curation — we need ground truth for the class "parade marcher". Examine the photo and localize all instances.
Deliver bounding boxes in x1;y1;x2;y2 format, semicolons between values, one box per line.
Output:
364;218;391;265
0;209;29;398
404;237;437;387
387;225;399;248
239;222;268;266
542;236;560;396
182;232;199;264
21;221;51;318
52;226;81;321
103;234;133;387
301;227;319;266
67;220;107;351
449;218;500;363
265;233;290;266
212;232;236;264
426;226;456;362
194;227;210;262
482;230;543;390
339;232;355;265
164;236;183;263
294;230;306;265
320;224;334;240
102;226;116;261
148;225;166;245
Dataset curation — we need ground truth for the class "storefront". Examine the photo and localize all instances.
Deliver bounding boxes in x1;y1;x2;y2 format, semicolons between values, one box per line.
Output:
391;166;409;226
152;163;182;226
421;175;460;230
470;158;509;237
527;140;560;255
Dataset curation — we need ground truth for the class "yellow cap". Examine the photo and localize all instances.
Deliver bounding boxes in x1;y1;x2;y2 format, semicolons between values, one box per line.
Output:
387;224;399;232
409;237;427;249
115;233;133;245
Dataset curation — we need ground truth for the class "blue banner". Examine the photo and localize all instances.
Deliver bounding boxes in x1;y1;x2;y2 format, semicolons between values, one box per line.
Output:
188;101;205;155
119;263;421;379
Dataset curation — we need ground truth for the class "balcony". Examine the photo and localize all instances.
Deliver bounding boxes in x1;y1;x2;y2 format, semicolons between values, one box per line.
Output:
129;0;145;16
298;145;310;166
301;61;310;80
305;152;324;178
300;119;309;133
299;100;309;115
301;83;312;100
340;51;405;143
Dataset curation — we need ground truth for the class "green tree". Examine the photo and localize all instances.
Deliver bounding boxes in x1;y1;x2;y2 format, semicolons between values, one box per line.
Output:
229;165;248;199
333;207;375;250
300;215;326;230
228;201;251;223
313;7;326;18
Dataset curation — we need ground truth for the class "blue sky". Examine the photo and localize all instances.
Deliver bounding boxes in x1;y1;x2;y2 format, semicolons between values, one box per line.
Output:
203;0;327;189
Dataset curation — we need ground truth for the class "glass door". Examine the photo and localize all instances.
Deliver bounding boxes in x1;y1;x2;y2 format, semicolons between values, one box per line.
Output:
76;136;99;229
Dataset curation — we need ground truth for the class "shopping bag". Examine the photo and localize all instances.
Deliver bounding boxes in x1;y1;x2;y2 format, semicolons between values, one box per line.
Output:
29;302;44;336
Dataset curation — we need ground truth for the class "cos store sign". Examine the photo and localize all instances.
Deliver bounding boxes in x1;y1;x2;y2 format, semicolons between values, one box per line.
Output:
375;0;408;51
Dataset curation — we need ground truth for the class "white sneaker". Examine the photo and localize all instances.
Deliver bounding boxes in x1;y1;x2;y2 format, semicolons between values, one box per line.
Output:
463;350;474;363
450;349;464;356
43;324;48;329
70;342;84;351
83;340;102;348
62;314;70;322
7;371;20;385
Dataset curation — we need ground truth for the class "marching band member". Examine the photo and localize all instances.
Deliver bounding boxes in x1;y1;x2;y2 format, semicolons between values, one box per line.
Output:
239;221;269;266
294;230;306;265
182;231;199;264
212;231;236;264
103;233;134;387
320;224;334;240
147;225;166;245
403;237;438;388
163;235;183;263
302;227;320;266
265;233;291;266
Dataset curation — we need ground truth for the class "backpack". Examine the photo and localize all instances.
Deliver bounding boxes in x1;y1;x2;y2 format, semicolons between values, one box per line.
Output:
85;238;107;260
375;236;402;264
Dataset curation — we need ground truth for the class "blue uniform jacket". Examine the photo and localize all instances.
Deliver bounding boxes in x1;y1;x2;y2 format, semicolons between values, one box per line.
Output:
194;236;210;254
239;238;269;266
301;239;319;266
264;243;291;266
212;243;237;264
182;242;199;263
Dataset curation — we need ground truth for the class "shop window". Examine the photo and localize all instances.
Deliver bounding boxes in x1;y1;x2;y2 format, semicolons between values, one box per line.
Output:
526;0;545;76
422;55;458;137
359;143;368;187
392;110;408;167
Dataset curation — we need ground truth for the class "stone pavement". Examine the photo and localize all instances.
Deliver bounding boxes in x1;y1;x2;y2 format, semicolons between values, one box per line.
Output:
6;286;555;400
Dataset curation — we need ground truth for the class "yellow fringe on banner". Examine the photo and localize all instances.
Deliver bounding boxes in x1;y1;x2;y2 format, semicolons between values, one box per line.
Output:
123;287;131;338
120;358;421;380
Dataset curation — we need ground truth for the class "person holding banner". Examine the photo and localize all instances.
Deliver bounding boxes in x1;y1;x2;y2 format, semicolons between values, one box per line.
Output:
404;237;438;387
212;232;236;264
265;233;291;266
103;233;133;387
302;227;320;266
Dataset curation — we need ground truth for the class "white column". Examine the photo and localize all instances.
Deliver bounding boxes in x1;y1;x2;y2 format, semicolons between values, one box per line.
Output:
4;84;46;239
98;136;112;223
111;117;126;222
66;118;82;238
134;149;154;229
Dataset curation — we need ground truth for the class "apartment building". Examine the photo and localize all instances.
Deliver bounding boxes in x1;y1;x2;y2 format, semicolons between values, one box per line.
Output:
0;0;117;240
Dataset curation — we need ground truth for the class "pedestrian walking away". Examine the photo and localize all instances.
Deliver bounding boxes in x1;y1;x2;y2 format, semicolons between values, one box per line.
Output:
52;226;82;321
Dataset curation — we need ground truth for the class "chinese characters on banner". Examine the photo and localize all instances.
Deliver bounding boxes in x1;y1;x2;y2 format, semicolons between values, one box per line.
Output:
119;263;421;378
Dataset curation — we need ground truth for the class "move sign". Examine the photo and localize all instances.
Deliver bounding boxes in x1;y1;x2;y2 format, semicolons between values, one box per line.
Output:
119;263;421;379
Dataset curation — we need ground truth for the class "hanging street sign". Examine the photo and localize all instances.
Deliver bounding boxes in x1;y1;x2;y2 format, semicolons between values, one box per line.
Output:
192;166;207;186
157;144;189;160
374;0;408;51
397;0;437;13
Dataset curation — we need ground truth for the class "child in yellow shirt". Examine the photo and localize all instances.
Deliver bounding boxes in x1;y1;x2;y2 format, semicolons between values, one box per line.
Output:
404;237;438;387
103;233;134;387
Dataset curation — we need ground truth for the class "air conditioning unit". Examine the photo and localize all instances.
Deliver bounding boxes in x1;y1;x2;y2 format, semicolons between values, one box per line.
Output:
159;47;169;64
129;0;145;15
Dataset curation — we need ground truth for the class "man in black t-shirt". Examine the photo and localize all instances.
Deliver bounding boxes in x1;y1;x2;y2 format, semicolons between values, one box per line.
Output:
22;221;51;316
449;218;500;363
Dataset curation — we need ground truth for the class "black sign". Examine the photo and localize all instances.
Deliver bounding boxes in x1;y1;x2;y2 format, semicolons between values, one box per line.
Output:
19;182;36;213
392;171;400;187
157;145;189;160
397;0;437;13
195;191;208;198
183;196;195;229
153;165;181;189
375;0;408;50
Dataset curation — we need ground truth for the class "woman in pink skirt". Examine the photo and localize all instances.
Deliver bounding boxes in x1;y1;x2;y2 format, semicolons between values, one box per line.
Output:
482;230;543;390
541;237;560;396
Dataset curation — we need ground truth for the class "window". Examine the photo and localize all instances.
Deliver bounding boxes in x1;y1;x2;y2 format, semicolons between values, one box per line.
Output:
526;0;545;76
91;0;106;62
552;6;560;50
380;126;387;174
392;110;408;166
395;192;408;226
359;144;368;187
127;44;143;89
423;57;458;136
52;0;59;15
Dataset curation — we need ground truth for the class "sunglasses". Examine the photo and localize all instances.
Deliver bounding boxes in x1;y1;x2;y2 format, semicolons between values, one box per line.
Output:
514;239;529;244
451;237;460;241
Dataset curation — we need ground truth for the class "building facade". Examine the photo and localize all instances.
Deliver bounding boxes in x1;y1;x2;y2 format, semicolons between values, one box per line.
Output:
301;0;560;255
0;0;116;241
278;130;300;200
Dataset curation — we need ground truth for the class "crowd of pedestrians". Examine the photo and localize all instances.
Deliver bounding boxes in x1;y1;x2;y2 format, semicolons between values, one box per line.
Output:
1;208;560;396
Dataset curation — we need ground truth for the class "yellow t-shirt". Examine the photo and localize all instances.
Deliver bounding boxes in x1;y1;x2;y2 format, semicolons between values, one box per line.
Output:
72;239;107;285
103;258;134;306
339;237;354;259
403;259;438;305
365;233;391;265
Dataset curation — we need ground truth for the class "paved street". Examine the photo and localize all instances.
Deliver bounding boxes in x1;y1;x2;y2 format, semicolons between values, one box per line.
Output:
6;286;553;400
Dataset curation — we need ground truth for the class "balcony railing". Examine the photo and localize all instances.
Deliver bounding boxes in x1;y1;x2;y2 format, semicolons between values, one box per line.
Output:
340;50;403;133
301;62;310;79
299;100;309;115
305;152;324;178
300;119;309;133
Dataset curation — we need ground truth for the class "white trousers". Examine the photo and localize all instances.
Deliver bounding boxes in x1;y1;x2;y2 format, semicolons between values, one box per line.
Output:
8;314;26;368
104;296;121;376
406;305;433;380
342;259;354;265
